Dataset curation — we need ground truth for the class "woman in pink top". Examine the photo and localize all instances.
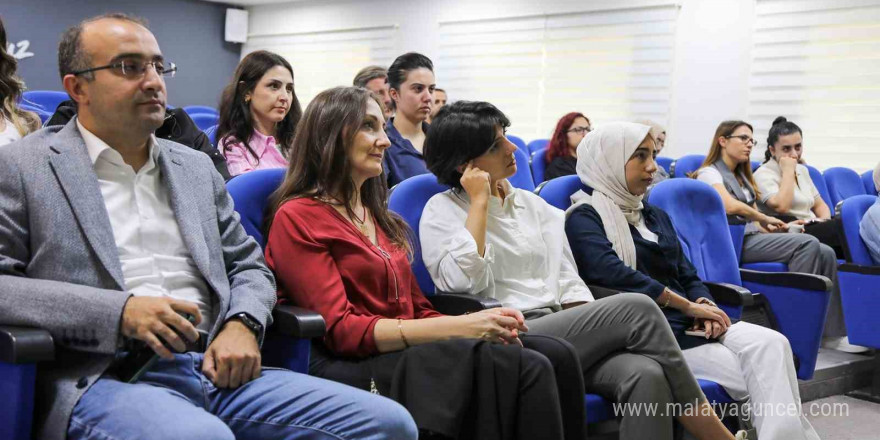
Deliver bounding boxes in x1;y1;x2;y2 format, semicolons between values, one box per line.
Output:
216;50;302;177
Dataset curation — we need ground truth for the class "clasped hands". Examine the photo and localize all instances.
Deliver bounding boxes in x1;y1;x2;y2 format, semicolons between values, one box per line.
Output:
121;296;260;389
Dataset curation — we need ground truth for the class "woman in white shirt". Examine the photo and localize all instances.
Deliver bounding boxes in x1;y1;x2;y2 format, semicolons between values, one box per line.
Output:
0;17;40;147
695;120;862;353
421;101;745;440
754;116;842;258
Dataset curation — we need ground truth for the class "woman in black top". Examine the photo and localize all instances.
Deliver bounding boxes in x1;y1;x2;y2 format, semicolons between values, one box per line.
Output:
544;112;590;181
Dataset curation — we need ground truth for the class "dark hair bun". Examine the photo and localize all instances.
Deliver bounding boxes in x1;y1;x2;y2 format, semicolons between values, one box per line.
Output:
772;116;787;126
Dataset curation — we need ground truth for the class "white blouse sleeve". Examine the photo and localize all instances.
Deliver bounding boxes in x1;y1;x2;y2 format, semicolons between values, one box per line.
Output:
538;200;594;304
419;193;494;294
696;167;724;186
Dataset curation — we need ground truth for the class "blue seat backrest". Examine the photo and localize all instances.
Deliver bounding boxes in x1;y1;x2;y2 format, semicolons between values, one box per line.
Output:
530;147;549;184
526;139;549;155
190;113;220;132
824;167;865;207
671;154;705;178
510;148;536;191
507;135;526;151
806;165;832;208
184;105;219;116
655;156;674;174
648;179;742;287
225;168;286;248
751;160;761;172
839;195;877;266
536;175;582;210
388;174;451;294
861;170;877;196
21;90;68;113
205;125;219;147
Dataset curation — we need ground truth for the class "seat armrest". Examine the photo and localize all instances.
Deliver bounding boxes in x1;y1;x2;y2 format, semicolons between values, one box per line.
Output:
739;269;832;292
269;306;326;339
839;263;880;276
587;284;623;300
0;326;55;364
430;292;502;315
703;282;754;307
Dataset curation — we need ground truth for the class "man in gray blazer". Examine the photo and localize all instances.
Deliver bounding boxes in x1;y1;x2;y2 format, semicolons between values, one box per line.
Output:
0;13;416;440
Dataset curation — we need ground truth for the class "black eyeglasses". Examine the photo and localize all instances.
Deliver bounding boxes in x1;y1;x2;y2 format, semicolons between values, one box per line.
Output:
71;60;177;79
568;126;592;135
725;135;755;145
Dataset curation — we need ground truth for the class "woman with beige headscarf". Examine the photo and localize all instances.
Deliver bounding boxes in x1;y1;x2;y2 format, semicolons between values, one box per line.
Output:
421;102;748;440
566;122;819;440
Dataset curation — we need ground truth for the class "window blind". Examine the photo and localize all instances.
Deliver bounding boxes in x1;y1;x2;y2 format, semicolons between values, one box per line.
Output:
749;0;880;171
437;4;679;140
243;25;399;106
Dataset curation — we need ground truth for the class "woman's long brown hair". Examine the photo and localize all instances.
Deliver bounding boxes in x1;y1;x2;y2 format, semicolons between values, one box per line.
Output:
695;120;760;197
265;86;414;253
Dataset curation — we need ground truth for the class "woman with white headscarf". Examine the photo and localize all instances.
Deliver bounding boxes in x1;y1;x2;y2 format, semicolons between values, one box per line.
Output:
420;101;747;440
565;122;819;440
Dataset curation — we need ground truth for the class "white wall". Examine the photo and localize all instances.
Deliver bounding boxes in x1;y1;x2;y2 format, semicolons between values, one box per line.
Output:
246;0;785;161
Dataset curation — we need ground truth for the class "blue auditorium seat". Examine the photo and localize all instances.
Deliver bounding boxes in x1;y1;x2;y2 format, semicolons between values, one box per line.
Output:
189;113;220;132
530;147;548;184
183;105;219;116
861;170;877;196
649;179;831;380
535;175;581;210
824;167;865;209
21;90;67;114
655;156;674;174
526;138;549;155
806;165;832;208
205;124;219;147
225;168;326;374
507;134;526;151
751;160;761;172
670;154;705;178
836;195;880;401
0;327;53;440
510;148;536;191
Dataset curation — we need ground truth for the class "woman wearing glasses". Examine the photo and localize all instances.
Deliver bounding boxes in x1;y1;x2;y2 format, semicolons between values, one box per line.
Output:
0;16;40;146
695;121;851;350
544;112;591;181
216;50;302;177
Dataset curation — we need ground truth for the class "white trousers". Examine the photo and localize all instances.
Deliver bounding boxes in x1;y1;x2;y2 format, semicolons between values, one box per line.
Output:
682;322;820;440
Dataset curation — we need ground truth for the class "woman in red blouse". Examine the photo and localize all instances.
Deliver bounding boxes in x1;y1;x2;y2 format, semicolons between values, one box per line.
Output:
264;86;583;440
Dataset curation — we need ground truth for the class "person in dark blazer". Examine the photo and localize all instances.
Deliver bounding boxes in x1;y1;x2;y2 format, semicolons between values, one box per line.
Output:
46;98;231;180
0;13;416;440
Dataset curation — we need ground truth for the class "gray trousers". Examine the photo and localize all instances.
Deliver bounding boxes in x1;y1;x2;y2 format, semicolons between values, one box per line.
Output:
742;232;846;337
525;294;706;440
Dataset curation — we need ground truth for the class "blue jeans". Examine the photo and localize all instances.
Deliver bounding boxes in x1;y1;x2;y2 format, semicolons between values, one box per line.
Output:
68;353;417;440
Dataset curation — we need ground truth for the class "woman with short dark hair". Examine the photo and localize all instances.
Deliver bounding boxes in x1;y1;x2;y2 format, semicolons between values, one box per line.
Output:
265;86;579;440
383;52;436;187
0;16;40;146
216;50;302;177
421;100;744;440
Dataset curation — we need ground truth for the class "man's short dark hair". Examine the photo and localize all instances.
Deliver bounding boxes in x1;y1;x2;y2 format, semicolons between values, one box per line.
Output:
352;65;387;87
424;100;511;191
58;13;149;80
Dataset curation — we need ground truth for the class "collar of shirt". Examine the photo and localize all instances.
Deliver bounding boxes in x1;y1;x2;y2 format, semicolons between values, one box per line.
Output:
76;117;159;172
454;179;526;215
385;118;429;156
248;129;278;158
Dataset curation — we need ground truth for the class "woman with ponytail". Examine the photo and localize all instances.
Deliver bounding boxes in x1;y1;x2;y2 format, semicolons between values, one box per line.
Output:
753;116;843;258
0;16;40;146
